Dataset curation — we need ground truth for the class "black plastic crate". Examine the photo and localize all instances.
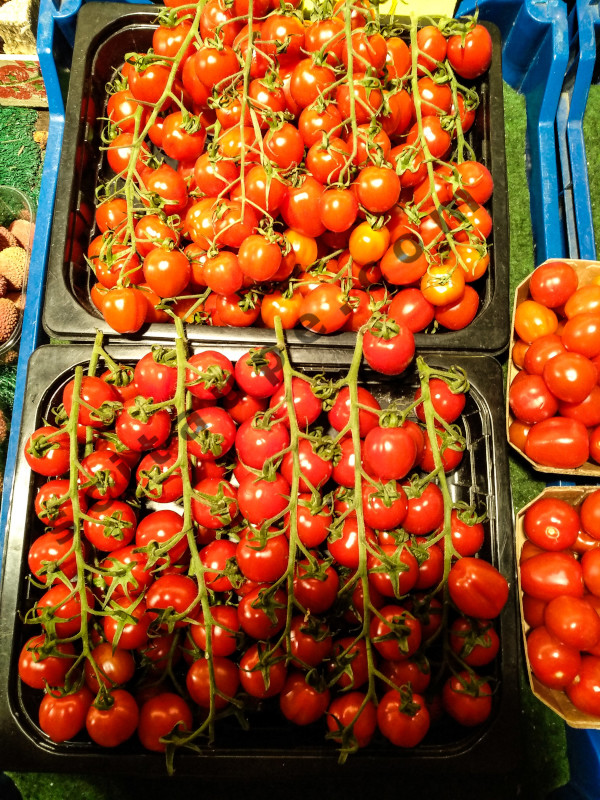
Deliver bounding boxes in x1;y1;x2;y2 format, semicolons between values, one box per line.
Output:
0;342;519;787
42;3;510;354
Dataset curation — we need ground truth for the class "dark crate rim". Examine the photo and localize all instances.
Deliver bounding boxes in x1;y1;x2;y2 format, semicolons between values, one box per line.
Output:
42;3;510;355
0;344;519;779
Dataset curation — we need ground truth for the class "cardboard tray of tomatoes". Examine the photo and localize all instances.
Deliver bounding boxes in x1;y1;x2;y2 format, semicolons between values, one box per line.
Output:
41;3;509;354
0;341;520;784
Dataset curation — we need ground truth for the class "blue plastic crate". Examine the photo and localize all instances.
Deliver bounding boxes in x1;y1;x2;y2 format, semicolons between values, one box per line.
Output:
563;0;599;260
457;0;570;262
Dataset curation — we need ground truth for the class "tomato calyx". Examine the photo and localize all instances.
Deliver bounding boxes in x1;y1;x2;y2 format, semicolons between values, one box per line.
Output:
136;465;174;500
367;543;413;597
377;403;410;429
156;6;192;28
395;684;423;716
192;483;238;526
126;395;166;424
403;473;434;500
305;428;342;465
250;587;287;626
367;479;405;508
186;362;232;394
451;619;495;659
90;509;136;540
453;500;487;526
185;425;225;458
103;364;136;392
151;345;178;369
365;314;401;341
438;11;479;39
26;429;66;459
370;610;414;656
124;51;174;73
448;667;494;699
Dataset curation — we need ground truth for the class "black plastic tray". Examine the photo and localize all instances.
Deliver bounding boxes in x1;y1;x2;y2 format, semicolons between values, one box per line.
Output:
42;3;510;355
0;342;519;788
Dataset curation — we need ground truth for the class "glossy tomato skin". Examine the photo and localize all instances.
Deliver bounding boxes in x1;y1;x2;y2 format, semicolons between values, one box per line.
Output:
525;417;590;469
279;671;330;726
529;260;578;308
326;691;377;748
18;634;76;689
362;324;415;376
520;551;584;601
39;686;94;743
508;373;558;425
442;671;492;726
567;656;600;715
138;693;193;752
544;594;600;651
376;689;430;747
24;426;70;477
523;497;580;551
447;24;492;79
86;688;139;747
447;557;509;619
363;426;417;481
449;618;500;667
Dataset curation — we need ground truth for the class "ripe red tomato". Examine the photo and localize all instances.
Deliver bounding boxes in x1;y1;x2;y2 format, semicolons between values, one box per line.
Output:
523;496;580;551
543;352;598;404
362;321;415;376
447;24;492;79
18;634;76;689
449;618;500;667
545;594;600;650
294;558;340;614
24;426;70;476
239;643;287;698
524;417;590;469
279;671;331;726
376;689;430;748
186;656;240;709
39;686;93;743
86;688;139;747
527;624;584;689
521;551;584;601
326;692;377;748
138;693;193;752
370;605;422;661
508;372;559;425
567;656;600;715
363;425;417;481
447;557;509;618
580;490;600;539
236;527;289;583
442;671;492;726
529;260;579;308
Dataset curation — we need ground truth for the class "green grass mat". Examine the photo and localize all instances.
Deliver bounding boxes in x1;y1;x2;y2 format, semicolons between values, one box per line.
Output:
1;83;570;800
0;108;42;213
583;83;600;258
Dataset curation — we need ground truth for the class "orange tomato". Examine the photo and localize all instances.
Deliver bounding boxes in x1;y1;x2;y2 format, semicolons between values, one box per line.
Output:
420;264;466;307
348;222;390;265
260;289;304;329
445;243;489;282
514;300;558;343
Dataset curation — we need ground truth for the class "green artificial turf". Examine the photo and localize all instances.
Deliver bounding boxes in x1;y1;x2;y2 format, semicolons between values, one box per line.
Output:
583;83;600;258
0;108;42;212
1;87;571;799
501;84;570;799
